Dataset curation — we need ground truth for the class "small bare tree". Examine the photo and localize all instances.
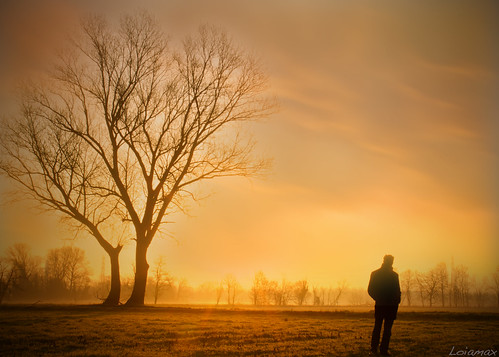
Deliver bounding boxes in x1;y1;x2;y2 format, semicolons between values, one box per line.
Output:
415;271;427;307
425;268;439;307
294;280;309;306
453;265;471;307
270;279;292;306
332;280;348;306
312;286;322;306
434;262;448;307
7;243;42;300
151;256;173;304
400;269;414;307
471;276;488;308
45;246;90;299
0;258;15;304
176;278;191;302
250;271;271;305
224;274;239;305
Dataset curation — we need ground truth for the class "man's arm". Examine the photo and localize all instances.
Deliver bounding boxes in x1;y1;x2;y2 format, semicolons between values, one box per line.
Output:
367;272;377;301
395;273;401;305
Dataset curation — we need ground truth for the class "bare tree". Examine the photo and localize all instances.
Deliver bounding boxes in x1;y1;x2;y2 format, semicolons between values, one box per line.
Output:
7;243;42;300
400;269;414;307
250;271;271;305
45;246;90;299
293;280;309;306
270;279;292;306
434;262;448;307
151;256;173;304
45;249;68;295
224;274;239;305
471;276;488;308
312;286;322;306
415;269;439;307
0;12;273;306
0;258;15;304
332;280;348;306
65;247;90;298
176;278;191;302
425;268;439;307
453;265;470;307
415;271;427;307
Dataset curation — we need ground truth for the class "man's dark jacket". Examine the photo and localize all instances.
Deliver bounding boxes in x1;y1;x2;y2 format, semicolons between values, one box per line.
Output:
368;265;401;306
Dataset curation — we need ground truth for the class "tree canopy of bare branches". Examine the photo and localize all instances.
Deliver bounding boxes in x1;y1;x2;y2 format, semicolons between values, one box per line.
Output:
0;12;274;306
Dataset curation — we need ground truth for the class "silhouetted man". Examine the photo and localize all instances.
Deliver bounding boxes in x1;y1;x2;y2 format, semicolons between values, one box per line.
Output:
368;255;401;356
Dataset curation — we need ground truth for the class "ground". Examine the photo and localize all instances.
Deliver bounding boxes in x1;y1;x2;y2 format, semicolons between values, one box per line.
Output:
1;305;498;356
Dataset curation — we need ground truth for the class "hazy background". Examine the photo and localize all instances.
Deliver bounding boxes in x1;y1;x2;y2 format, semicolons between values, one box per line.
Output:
0;0;498;289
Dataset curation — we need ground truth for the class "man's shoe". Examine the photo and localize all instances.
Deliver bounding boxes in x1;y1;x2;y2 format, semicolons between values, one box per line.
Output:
379;351;391;356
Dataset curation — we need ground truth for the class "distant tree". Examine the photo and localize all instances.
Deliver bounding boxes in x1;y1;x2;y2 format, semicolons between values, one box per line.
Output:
45;246;90;299
270;279;292;306
434;263;448;307
224;274;239;305
151;256;173;304
319;287;327;306
415;269;439;307
293;280;309;306
453;265;470;307
400;269;414;307
332;280;348;306
250;271;271;305
472;276;488;308
7;243;42;300
0;257;15;304
0;12;274;307
425;268;439;307
45;249;68;296
312;286;322;306
64;247;90;298
415;271;427;307
176;278;192;302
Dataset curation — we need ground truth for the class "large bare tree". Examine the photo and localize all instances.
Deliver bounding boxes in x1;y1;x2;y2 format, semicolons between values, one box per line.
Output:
0;13;273;306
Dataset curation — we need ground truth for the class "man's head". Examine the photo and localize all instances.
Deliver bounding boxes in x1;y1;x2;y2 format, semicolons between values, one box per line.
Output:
382;254;394;267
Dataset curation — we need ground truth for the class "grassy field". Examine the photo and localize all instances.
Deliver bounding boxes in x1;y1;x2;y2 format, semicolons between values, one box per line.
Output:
1;305;498;356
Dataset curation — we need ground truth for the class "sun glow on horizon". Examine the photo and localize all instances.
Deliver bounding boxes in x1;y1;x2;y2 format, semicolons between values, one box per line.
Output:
0;0;498;299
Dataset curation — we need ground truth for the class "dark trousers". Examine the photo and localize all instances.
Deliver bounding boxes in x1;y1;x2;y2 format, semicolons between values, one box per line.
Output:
371;305;398;353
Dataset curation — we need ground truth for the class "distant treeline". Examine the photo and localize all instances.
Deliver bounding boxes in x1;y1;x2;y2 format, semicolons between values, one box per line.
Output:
399;263;499;308
1;243;498;307
0;243;92;303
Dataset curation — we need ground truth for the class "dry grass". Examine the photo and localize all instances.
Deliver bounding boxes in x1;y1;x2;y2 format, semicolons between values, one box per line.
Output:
0;305;498;356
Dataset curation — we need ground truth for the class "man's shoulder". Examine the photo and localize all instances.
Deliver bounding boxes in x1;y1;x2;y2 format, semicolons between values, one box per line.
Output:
371;267;398;278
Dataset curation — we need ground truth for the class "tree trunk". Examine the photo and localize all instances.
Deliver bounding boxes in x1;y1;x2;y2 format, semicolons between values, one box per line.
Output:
125;242;149;306
102;246;122;306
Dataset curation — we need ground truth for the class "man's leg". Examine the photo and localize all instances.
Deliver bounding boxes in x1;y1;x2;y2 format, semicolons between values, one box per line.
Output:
379;318;394;354
371;308;384;353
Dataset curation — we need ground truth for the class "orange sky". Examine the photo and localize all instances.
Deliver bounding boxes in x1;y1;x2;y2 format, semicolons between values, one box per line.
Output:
0;0;498;289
